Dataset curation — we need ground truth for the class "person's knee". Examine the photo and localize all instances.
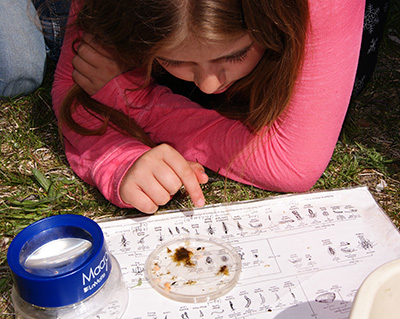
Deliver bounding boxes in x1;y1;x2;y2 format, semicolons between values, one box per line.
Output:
0;0;47;97
0;0;71;98
0;49;46;97
0;73;44;98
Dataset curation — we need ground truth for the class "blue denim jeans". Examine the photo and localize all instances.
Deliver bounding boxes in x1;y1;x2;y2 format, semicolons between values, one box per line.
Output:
34;0;71;61
0;0;47;97
0;0;70;97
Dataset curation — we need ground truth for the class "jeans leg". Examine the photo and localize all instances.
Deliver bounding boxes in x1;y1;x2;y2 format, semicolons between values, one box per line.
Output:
0;0;47;97
33;0;71;62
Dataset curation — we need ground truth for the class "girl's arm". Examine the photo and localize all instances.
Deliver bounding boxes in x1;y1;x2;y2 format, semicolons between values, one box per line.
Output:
52;2;207;212
90;0;365;192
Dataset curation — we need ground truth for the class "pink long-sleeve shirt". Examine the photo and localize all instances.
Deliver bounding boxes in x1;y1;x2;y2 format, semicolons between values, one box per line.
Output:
52;0;365;208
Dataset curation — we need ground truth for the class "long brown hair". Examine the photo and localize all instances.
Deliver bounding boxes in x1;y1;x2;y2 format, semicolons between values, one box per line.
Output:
60;0;309;142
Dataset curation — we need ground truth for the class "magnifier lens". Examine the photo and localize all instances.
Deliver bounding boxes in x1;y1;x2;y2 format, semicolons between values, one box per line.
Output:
19;226;93;277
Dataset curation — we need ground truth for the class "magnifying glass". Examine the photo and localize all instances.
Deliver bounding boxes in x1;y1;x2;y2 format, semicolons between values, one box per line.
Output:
7;214;128;319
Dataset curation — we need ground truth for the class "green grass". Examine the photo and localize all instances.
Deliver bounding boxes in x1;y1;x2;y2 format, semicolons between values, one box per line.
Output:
1;2;399;317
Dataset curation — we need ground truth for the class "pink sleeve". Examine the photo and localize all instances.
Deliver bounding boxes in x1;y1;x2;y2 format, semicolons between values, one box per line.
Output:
53;0;364;208
51;2;151;208
93;0;365;193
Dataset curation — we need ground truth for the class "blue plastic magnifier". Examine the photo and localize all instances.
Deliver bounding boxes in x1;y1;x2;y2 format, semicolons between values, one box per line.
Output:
7;214;111;308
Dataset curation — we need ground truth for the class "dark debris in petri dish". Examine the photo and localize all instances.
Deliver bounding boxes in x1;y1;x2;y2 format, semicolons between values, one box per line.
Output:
171;246;195;266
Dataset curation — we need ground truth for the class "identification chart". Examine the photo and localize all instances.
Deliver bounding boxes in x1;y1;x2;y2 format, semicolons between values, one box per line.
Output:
99;187;400;319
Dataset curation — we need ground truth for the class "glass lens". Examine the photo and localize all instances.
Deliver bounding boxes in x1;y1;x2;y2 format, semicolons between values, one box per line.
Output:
20;226;93;276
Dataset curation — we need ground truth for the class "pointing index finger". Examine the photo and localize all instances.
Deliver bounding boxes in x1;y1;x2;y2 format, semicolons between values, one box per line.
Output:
163;149;205;208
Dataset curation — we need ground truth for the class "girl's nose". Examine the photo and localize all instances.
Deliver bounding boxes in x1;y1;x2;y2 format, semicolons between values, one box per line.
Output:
193;65;226;94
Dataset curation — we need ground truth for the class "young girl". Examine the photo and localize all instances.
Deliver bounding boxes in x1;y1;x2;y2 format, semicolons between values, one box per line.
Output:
52;0;365;213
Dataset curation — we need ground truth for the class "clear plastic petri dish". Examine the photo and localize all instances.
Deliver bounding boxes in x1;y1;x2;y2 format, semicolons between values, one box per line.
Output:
145;235;241;303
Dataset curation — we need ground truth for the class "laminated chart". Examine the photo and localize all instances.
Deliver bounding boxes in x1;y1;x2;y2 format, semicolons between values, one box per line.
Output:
98;187;400;319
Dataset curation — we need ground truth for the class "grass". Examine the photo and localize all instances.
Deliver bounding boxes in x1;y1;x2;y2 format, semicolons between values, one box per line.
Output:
1;2;399;317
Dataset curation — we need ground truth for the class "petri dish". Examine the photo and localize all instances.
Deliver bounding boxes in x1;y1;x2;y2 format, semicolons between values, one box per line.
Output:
145;235;241;303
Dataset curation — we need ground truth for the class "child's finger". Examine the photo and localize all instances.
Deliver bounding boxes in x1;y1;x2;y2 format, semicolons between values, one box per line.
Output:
75;41;99;68
139;175;175;206
120;183;159;214
82;33;114;59
72;40;122;95
188;161;209;184
164;154;205;208
152;165;183;196
72;53;94;79
72;68;93;92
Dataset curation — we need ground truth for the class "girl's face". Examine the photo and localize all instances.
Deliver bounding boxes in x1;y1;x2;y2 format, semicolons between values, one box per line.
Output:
156;33;265;94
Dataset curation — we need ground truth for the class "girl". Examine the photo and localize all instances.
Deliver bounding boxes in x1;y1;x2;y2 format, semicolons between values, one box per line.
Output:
52;0;365;213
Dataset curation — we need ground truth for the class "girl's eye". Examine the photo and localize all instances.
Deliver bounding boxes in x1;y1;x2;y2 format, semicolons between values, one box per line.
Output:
158;59;183;68
225;51;249;64
157;44;252;67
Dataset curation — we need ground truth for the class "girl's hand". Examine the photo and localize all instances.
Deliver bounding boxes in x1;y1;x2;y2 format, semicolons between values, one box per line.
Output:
120;144;209;214
72;34;127;95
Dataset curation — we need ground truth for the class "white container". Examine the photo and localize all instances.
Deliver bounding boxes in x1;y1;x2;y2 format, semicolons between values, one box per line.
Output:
349;258;400;319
